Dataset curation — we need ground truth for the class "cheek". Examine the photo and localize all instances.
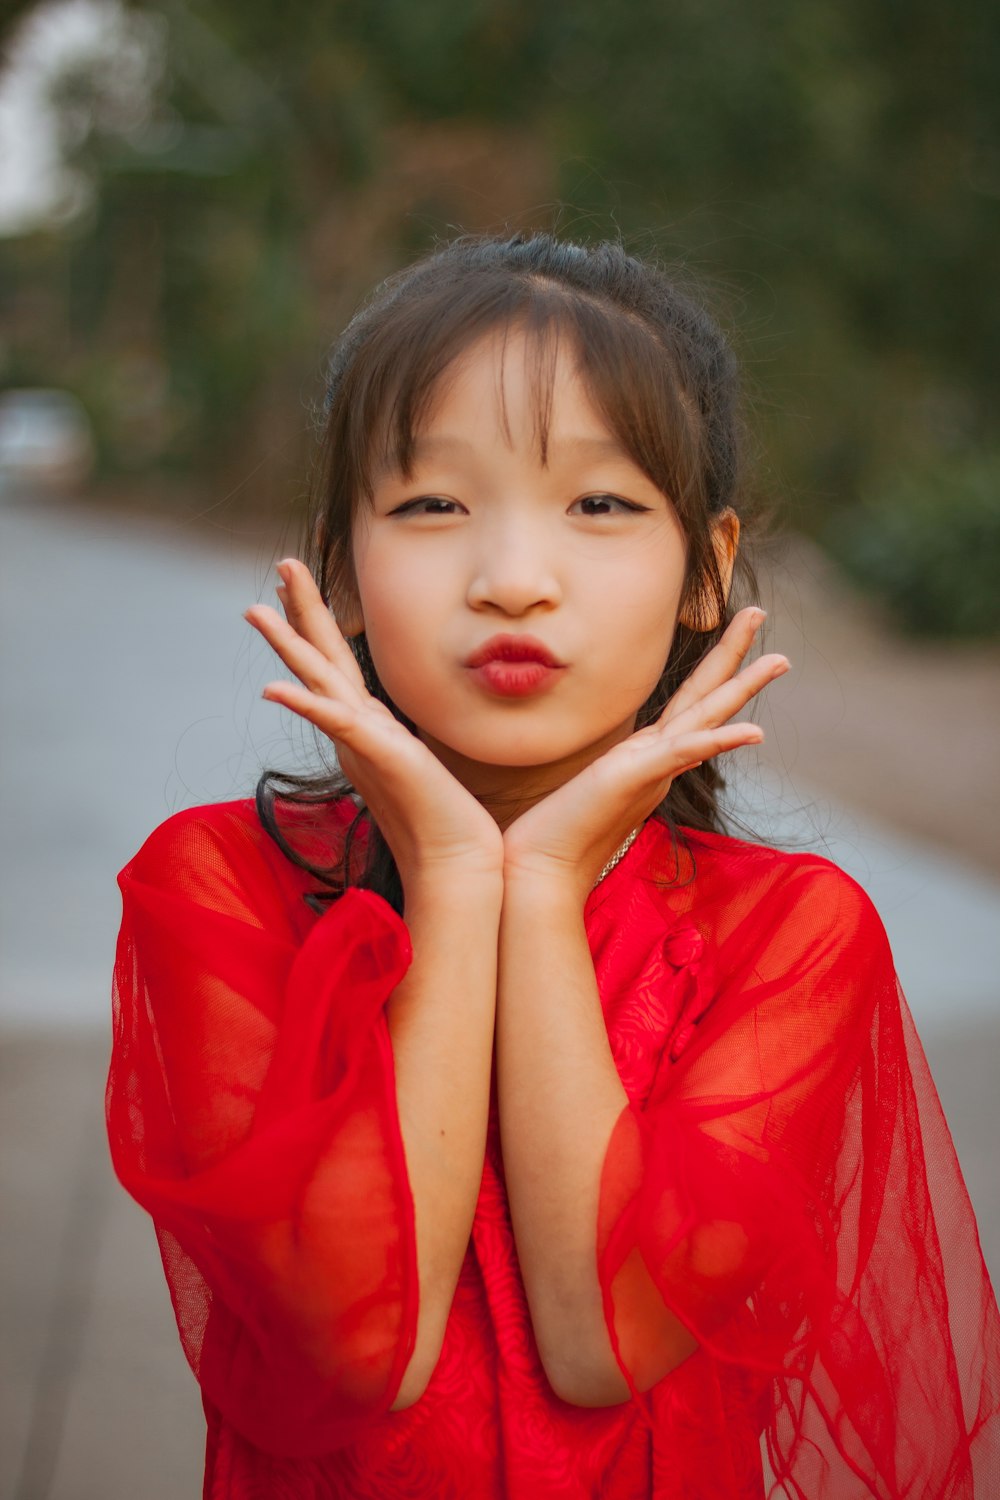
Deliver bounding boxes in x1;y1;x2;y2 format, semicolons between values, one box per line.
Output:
596;600;679;719
357;576;409;652
353;548;447;712
353;535;415;645
594;539;686;670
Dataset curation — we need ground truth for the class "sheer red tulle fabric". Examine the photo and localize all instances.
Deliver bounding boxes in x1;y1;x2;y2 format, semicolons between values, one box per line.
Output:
106;798;1000;1497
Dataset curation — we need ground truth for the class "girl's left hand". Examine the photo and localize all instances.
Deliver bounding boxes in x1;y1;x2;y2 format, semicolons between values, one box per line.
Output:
502;608;788;897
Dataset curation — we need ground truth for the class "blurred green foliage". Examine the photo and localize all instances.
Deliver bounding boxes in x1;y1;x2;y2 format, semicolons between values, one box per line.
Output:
1;0;999;632
826;452;1000;638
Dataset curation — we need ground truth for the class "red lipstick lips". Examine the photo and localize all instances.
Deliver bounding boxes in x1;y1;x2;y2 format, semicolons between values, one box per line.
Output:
465;634;565;697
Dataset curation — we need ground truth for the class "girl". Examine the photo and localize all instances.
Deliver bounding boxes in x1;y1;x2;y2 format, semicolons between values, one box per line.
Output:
107;233;1000;1498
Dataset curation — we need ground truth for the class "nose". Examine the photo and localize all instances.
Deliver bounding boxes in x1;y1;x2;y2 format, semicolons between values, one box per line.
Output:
465;516;562;617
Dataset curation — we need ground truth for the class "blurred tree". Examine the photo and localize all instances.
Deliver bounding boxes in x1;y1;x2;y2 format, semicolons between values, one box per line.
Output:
826;448;1000;637
548;0;1000;508
1;0;553;498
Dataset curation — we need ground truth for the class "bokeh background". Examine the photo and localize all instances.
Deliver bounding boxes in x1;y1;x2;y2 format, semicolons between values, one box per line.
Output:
1;2;998;1495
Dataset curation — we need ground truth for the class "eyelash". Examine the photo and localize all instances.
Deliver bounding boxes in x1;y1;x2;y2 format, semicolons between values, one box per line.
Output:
389;494;649;517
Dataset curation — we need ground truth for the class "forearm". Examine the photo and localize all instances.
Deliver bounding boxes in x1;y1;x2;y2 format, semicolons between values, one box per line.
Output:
497;876;696;1404
496;875;627;1400
387;870;502;1405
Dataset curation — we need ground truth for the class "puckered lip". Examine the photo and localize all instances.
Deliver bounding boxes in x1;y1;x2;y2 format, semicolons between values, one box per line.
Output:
465;633;565;669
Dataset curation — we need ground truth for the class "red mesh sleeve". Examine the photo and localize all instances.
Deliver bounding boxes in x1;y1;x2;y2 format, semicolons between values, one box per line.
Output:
106;805;418;1458
597;861;1000;1497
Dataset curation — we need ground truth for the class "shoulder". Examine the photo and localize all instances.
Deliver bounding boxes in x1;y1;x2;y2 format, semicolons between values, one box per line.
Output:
681;824;881;915
124;798;267;882
648;822;891;964
121;795;360;914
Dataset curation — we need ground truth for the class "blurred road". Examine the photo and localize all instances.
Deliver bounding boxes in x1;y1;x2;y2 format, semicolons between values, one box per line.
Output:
2;493;998;1498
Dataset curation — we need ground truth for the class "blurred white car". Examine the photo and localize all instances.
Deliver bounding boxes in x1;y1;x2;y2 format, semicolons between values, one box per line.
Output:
0;389;95;492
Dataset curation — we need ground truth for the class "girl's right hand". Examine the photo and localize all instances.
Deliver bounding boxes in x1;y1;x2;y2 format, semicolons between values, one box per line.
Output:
244;558;504;890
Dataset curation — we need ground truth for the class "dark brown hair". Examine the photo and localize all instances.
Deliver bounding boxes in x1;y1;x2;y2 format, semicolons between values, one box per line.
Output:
256;231;758;913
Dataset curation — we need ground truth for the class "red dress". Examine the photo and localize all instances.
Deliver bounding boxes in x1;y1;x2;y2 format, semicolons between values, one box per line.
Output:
106;797;1000;1497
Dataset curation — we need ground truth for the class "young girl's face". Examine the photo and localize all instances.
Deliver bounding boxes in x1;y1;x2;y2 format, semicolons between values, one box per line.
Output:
348;326;690;792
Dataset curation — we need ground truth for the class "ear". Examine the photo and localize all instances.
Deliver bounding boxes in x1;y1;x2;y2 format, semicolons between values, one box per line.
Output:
331;584;365;640
678;509;741;632
326;549;366;639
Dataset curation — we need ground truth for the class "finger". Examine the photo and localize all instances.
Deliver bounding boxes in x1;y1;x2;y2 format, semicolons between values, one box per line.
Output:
245;603;365;706
275;558;369;694
662;607;766;722
593;719;763;819
642;721;764;774
261;680;417;790
660;651;789;737
261;677;354;726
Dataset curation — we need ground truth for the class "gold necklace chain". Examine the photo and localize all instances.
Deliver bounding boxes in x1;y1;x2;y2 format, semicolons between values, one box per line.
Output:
592;825;642;889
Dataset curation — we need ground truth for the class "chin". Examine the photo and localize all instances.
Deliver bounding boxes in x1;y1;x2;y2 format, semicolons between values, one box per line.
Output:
422;720;631;772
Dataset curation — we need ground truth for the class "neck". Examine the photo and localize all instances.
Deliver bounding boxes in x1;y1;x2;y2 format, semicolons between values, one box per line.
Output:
418;718;638;831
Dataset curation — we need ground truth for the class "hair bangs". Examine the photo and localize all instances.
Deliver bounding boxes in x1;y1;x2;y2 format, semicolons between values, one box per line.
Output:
339;276;549;503
337;275;704;514
561;297;705;519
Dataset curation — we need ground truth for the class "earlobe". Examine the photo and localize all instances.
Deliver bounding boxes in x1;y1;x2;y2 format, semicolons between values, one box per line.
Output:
677;509;741;632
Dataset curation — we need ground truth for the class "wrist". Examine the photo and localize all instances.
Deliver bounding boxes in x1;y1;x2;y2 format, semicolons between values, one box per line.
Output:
502;822;645;907
402;861;505;912
501;861;590;913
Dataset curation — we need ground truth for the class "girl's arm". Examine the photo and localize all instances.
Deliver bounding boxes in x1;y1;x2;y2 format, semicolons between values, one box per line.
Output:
108;560;507;1453
497;872;697;1404
386;866;502;1407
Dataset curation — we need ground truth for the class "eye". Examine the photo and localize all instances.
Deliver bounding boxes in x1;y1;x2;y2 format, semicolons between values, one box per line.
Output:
388;496;465;517
570;493;649;517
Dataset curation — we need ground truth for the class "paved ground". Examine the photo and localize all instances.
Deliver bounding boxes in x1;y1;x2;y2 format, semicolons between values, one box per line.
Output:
2;494;998;1498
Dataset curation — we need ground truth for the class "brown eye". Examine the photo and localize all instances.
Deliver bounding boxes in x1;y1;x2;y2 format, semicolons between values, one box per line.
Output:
571;494;647;516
